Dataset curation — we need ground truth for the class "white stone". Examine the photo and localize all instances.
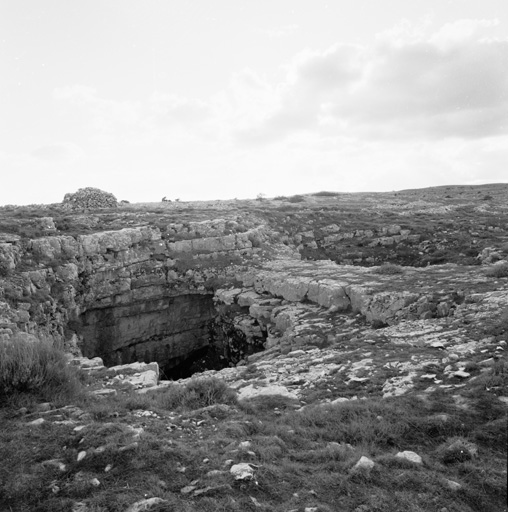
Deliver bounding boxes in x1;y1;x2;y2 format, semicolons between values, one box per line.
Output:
396;451;422;464
451;370;470;379
330;397;349;404
41;459;66;472
230;463;255;480
71;356;104;370
92;388;117;396
382;373;416;398
28;418;45;426
125;497;168;512
215;288;242;305
237;384;298;400
237;290;262;307
352;456;375;471
123;370;159;388
444;479;462;491
109;361;159;378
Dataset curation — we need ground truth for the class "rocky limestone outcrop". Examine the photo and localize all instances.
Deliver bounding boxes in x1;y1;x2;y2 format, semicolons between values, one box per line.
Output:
211;258;507;357
1;199;507;381
0;223;273;375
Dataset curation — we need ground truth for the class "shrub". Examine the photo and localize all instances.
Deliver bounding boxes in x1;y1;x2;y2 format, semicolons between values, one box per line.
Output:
312;191;340;197
154;377;237;411
0;264;11;278
62;187;118;209
287;195;306;203
372;263;404;275
485;262;508;278
0;337;82;404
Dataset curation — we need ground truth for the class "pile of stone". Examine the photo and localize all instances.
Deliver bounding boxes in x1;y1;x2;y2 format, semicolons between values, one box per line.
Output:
62;187;118;209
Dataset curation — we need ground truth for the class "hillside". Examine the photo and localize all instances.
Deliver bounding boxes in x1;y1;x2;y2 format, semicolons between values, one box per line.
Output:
0;184;507;512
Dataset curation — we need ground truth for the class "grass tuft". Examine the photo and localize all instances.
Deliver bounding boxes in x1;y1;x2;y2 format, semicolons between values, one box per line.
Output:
372;263;404;275
0;337;82;406
485;261;508;278
156;377;238;411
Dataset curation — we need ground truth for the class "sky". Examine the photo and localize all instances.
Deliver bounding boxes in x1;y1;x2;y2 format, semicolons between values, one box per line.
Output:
1;0;507;205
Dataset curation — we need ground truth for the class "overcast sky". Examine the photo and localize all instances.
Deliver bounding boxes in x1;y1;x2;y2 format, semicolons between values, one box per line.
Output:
1;0;507;205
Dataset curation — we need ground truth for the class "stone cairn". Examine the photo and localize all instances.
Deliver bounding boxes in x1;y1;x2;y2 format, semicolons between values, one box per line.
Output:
62;187;118;210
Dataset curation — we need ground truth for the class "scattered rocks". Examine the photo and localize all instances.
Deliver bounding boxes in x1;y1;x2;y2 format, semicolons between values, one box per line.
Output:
237;384;298;400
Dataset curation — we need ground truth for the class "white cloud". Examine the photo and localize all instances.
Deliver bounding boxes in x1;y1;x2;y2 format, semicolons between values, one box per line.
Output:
233;19;508;144
42;20;507;203
148;93;211;127
429;19;500;49
54;85;140;136
53;85;97;103
30;142;84;162
258;24;299;38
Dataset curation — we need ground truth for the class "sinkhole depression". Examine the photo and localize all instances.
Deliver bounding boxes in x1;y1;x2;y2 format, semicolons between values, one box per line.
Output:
0;216;273;380
74;292;266;380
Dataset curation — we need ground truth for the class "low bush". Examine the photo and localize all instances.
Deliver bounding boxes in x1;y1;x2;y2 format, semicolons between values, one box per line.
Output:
239;393;300;414
312;191;341;197
485;262;508;278
286;399;413;450
154;377;237;411
287;195;306;203
372;263;404;275
482;308;508;338
0;337;82;404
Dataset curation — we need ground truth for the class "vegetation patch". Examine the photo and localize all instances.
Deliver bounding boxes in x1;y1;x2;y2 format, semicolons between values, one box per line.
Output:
312;191;341;197
485;261;508;278
0;337;83;406
372;263;405;275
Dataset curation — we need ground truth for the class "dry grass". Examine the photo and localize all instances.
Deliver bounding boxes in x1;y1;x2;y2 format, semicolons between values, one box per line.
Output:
372;263;405;275
0;372;506;511
0;337;83;406
485;262;508;278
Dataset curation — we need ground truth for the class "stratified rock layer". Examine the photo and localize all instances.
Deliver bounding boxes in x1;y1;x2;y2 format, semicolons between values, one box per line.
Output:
0;185;507;379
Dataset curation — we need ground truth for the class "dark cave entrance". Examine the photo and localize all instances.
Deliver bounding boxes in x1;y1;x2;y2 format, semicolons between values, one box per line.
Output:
75;294;268;381
160;345;230;380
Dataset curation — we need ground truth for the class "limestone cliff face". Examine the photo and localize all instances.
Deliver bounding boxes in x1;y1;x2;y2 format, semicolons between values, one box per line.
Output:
0;224;268;373
80;294;215;367
1;211;504;375
212;259;505;354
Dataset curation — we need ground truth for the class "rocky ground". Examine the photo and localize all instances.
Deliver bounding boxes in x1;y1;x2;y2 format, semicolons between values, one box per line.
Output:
0;184;507;511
